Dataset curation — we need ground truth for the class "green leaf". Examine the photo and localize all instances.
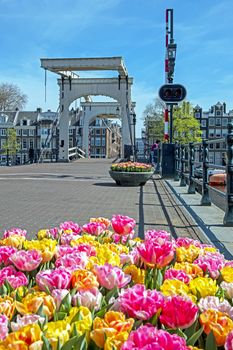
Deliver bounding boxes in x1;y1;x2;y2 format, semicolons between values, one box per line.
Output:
42;334;51;350
71;310;83;323
155;269;163;290
184;318;199;339
54;311;67;321
36;302;44;317
61;334;86;350
205;331;217;350
105;286;118;303
186;326;203;346
94;302;114;318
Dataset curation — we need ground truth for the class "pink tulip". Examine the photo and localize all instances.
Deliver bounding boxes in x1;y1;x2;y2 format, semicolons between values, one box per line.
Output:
137;239;174;268
111;215;136;235
4;227;27;238
145;229;171;241
118;284;164;320
56;244;96;258
194;252;225;279
164;268;190;284
60;232;81;245
52;289;71;310
59;221;82;234
55;252;88;271
11;314;45;332
9;249;42;271
112;231;135;243
175;237;201;248
46;227;60;239
0;246;17;265
160;295;198;329
0;265;28;289
93;263;131;290
199;296;233;319
121;324;188;350
72;287;102;311
225;330;233;350
0;314;8;340
82;222;106;236
36;268;71;292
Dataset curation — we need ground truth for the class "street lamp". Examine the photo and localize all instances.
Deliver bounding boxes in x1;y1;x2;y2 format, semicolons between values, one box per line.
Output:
131;111;136;162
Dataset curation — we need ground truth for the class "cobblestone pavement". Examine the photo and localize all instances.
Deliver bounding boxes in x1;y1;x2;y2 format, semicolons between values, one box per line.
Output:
0;159;208;242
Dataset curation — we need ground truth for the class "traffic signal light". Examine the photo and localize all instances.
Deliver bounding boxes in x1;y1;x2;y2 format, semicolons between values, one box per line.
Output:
159;84;186;103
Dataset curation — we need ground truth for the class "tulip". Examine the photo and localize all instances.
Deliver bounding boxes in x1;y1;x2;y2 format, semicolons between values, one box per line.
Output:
164;268;190;284
199;296;233;320
121;324;188;350
123;264;145;284
82;222;106;236
55;251;88;271
44;319;70;350
0;246;17;265
200;309;233;346
51;289;71;311
93;263;131;289
15;291;56;320
176;245;200;263
175;237;201;248
189;277;218;298
0;314;8;340
0;295;15;320
90;217;111;229
66;306;92;335
160;279;192;299
0;235;25;249
0;265;28;289
1;324;42;349
72;287;102;310
174;262;203;279
9;249;42;271
137;239;174;268
221;281;233;299
111;215;136;235
11;314;45;332
90;311;134;348
59;221;82;234
23;238;57;263
194;252;225;279
145;229;171;241
118;284;164;320
221;266;233;283
4;227;27;238
160;295;199;329
36;268;71;292
225;330;233;350
71;269;99;290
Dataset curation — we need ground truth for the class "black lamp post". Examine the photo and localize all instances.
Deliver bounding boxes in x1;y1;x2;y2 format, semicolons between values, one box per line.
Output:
132;112;136;161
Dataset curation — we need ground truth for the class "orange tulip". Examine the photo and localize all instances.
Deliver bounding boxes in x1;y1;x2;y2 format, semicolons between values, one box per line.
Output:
71;269;99;290
200;309;233;346
1;324;42;349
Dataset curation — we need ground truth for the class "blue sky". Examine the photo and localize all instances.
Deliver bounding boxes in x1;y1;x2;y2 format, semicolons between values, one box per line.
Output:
1;0;233;135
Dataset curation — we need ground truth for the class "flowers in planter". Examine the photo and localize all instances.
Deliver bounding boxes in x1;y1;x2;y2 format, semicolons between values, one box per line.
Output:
0;215;233;349
111;161;153;172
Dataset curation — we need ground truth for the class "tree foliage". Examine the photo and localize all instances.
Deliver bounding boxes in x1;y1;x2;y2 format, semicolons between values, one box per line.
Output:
173;101;202;144
0;83;27;111
143;98;165;142
2;128;20;159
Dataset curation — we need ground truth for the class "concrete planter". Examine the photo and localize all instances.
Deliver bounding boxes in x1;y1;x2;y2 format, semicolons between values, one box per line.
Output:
109;170;154;186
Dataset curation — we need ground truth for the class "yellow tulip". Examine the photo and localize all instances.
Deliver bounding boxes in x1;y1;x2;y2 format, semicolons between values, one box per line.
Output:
221;266;233;283
176;245;200;263
2;324;42;349
66;306;92;335
174;262;203;279
104;332;129;350
0;235;25;249
0;295;15;320
23;238;57;263
189;277;218;298
123;265;145;284
44;320;70;350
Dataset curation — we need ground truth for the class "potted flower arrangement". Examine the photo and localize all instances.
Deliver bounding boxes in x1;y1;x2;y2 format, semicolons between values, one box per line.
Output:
109;161;154;186
0;215;232;349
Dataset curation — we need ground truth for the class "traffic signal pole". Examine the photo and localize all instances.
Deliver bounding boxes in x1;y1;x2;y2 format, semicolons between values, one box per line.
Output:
164;9;176;143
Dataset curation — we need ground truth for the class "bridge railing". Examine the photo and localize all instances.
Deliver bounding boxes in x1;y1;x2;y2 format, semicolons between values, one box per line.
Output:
68;147;86;160
174;122;233;226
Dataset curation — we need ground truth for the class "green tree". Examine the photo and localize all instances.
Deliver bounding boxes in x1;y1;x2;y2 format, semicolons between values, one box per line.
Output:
143;98;165;144
2;128;20;165
0;83;27;111
173;101;202;144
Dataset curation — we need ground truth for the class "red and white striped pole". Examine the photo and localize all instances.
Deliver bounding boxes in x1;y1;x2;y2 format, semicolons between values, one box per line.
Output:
164;9;169;141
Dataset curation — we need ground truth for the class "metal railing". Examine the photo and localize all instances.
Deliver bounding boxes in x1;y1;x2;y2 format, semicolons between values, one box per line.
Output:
174;122;233;226
68;147;86;160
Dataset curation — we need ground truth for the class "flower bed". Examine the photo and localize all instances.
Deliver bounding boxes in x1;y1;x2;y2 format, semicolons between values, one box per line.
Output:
111;161;153;172
0;215;233;349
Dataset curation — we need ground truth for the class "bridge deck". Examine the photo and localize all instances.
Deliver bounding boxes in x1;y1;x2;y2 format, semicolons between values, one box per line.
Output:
0;159;231;258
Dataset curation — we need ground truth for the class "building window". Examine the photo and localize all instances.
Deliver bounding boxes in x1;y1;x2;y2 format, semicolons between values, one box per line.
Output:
209;129;214;137
222;118;228;127
0;129;6;136
201;120;207;127
22;120;27;126
0;115;7;123
91;129;94;135
69;129;73;135
222;130;227;137
29;140;34;149
215;129;221;137
22;129;27;136
216;118;221;126
95;119;100;126
209;144;214;149
102;129;105;135
91;137;94;146
209;118;215;126
22;139;27;149
95;129;100;135
201;130;207;138
216;110;221;116
195;112;201;118
95;137;101;146
0;139;6;148
102;138;105;146
16;129;21;136
29;129;34;136
216;143;220;149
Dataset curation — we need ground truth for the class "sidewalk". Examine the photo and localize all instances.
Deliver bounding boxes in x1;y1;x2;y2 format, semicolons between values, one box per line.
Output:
0;159;231;258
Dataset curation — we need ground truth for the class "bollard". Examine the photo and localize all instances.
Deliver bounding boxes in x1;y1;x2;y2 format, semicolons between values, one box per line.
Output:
201;140;211;206
188;142;196;194
223;122;233;225
180;144;186;187
174;142;180;181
